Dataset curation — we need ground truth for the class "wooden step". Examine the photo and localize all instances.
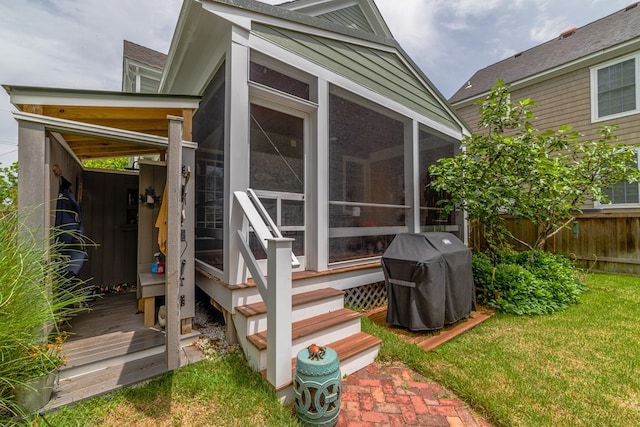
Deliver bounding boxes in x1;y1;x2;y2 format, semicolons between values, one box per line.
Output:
61;330;200;379
418;311;493;351
236;288;345;318
200;261;381;291
246;308;361;351
329;331;382;360
261;332;382;381
44;352;168;412
292;332;382;374
63;329;165;369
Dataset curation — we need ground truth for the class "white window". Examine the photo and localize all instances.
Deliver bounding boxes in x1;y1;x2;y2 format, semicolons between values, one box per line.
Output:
591;54;640;122
599;150;640;207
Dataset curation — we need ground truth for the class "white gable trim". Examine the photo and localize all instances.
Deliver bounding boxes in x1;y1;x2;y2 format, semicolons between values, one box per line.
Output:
282;0;359;15
282;0;392;39
201;0;393;53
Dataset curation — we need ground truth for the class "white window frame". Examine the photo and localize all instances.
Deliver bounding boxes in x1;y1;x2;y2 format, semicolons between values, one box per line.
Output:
590;53;640;123
595;149;640;208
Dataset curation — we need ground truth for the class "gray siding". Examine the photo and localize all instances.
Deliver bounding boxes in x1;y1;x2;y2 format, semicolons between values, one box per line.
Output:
253;24;461;132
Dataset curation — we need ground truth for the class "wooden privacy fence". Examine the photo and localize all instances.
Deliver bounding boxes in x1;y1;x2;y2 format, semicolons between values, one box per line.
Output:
470;212;640;276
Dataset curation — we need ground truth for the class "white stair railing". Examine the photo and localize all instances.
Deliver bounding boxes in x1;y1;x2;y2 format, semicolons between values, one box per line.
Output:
233;189;293;389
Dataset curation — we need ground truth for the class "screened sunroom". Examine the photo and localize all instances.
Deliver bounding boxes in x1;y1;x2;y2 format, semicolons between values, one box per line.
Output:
153;0;470;392
186;51;466;284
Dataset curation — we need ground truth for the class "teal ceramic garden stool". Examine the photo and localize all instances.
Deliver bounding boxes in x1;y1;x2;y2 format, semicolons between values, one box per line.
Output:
293;345;342;427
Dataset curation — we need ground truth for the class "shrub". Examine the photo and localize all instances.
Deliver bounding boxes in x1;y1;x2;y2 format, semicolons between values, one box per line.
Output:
472;250;585;315
0;210;89;421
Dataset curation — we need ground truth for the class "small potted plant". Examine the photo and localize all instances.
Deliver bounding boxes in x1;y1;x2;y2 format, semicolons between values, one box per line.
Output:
14;332;69;412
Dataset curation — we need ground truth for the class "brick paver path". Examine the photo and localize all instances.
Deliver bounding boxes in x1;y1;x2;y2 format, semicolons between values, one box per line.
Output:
337;363;492;427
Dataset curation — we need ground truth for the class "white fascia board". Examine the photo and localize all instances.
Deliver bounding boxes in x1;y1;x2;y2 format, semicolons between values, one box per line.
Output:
8;91;199;110
13;111;169;147
161;0;203;92
249;34;465;141
201;1;252;30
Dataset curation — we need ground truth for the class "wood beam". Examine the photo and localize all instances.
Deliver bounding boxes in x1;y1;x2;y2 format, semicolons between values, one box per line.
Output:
165;116;183;371
182;109;193;141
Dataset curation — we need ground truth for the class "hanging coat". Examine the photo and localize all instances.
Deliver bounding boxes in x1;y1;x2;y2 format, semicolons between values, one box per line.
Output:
54;176;87;277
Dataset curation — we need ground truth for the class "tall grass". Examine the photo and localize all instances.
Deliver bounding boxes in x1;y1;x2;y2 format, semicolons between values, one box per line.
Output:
0;210;89;423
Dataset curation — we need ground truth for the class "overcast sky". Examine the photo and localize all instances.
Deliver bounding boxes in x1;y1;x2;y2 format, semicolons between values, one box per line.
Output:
0;0;633;166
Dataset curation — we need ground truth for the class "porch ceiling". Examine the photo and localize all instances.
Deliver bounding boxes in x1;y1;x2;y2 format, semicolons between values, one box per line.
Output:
38;105;191;159
3;85;201;160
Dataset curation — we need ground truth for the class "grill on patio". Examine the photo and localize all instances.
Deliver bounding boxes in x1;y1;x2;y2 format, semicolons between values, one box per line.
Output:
382;232;475;332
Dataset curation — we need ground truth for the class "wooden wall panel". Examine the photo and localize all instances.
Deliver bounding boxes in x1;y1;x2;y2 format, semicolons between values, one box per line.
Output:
137;163;166;275
80;171;139;286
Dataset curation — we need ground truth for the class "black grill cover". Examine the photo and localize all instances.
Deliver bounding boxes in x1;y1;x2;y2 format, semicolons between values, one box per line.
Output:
382;232;475;331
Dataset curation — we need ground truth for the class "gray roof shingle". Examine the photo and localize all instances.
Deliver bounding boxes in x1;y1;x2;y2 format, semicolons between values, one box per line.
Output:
449;2;640;104
123;40;167;70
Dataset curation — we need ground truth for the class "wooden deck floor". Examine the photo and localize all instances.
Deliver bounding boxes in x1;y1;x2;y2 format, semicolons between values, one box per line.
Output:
366;306;494;350
45;292;174;411
62;290;154;341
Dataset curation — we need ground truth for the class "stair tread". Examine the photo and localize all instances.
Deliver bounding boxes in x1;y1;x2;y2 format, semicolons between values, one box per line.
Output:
204;262;382;291
295;332;382;368
46;353;168;412
260;332;382;380
327;331;382;360
62;330;199;371
236;288;345;317
247;308;361;351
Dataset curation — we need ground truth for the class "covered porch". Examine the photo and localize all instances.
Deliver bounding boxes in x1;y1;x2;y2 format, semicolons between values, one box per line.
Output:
4;85;204;405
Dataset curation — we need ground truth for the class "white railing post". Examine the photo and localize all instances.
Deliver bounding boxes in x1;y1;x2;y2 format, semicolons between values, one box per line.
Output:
266;237;294;389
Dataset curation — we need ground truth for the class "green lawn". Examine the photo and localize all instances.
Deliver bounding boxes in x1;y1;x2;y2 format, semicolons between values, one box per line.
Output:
366;272;640;427
35;273;640;427
35;351;300;427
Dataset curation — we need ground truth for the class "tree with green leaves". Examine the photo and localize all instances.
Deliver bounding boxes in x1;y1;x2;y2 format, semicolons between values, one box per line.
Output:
429;81;640;252
0;161;18;211
82;157;130;171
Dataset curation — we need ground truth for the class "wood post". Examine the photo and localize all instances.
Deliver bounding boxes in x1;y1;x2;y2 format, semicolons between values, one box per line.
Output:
266;238;294;389
165;116;183;370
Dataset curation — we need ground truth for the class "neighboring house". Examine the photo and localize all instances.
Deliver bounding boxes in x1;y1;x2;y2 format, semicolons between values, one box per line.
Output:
449;2;640;274
4;0;468;403
122;40;166;93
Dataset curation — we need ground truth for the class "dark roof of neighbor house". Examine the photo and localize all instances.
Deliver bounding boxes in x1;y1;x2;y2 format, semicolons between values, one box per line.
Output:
449;2;640;104
123;40;167;69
